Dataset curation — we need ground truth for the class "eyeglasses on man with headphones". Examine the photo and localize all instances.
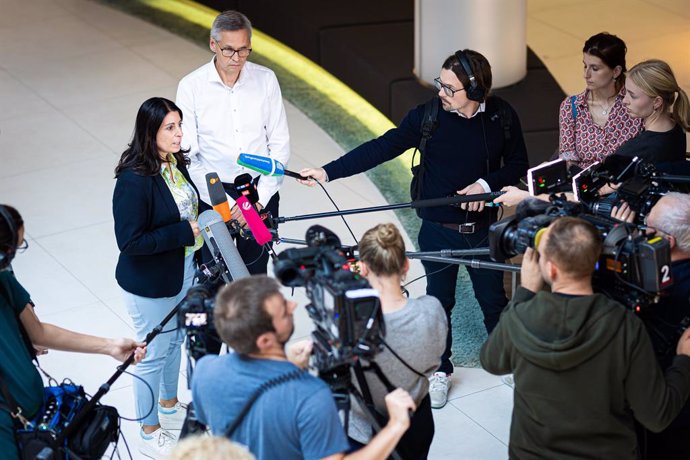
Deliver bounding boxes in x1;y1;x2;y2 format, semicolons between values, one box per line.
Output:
434;77;465;97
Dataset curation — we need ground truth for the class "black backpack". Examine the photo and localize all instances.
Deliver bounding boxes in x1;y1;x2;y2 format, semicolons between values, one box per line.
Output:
409;96;513;205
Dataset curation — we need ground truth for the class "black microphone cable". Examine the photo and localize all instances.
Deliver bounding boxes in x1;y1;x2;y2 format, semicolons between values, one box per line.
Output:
312;179;359;245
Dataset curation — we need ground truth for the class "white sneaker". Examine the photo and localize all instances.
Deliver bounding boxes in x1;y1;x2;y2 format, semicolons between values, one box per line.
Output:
139;427;176;459
158;401;188;431
429;372;452;409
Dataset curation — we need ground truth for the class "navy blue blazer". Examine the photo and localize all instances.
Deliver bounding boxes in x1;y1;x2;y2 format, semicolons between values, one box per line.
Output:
113;162;198;298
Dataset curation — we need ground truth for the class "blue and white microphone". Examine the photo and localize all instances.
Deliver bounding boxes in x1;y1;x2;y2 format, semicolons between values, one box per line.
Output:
237;153;303;179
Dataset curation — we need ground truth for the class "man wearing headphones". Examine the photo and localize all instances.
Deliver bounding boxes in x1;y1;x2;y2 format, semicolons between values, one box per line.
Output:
299;50;529;408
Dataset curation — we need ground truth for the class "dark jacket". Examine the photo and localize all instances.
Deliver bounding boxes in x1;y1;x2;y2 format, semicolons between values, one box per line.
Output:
323;96;529;224
113;163;197;298
480;287;690;460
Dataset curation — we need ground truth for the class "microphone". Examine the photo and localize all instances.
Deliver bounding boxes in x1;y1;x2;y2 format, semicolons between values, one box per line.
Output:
198;210;250;283
237;153;302;179
235;196;273;246
515;197;551;221
234;173;260;204
206;172;232;222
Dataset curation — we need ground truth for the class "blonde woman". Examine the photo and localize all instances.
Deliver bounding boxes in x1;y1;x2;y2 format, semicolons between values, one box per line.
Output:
616;59;690;163
350;223;447;459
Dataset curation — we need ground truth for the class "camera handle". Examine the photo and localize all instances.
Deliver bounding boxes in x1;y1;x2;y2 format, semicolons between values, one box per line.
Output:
55;295;185;448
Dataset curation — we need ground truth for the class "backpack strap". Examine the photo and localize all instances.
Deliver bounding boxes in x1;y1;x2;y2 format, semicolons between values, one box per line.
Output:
0;370;32;429
418;97;439;156
409;97;439;205
224;367;306;439
489;96;513;142
570;95;577;120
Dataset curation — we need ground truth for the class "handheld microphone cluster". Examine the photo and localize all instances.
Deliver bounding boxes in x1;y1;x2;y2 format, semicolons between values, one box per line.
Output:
204;172;273;247
238;153;302;179
198;210;250;283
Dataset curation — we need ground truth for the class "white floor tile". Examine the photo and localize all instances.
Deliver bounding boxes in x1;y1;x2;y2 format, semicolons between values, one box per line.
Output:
429;403;508;459
37;301;136;392
60;85;181;154
0;105;112;179
0;14;121;71
11;236;100;314
448;367;506;401
11;46;178;108
452;384;514;445
37;220;123;302
0;70;54;122
0;156;118;238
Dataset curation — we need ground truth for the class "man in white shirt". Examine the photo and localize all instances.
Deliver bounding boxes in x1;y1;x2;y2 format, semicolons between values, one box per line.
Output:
176;10;290;274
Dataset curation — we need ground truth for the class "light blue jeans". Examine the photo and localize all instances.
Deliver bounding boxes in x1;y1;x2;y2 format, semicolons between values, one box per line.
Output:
122;254;195;426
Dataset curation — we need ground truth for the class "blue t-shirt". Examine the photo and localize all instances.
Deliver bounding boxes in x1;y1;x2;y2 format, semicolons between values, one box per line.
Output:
192;353;349;460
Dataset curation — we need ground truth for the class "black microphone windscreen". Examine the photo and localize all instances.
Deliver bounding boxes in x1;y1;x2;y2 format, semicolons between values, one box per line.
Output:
515;197;550;221
198;210;250;282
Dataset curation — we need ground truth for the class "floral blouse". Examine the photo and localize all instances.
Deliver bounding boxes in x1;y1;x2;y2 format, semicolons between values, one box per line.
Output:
161;155;204;256
558;87;643;168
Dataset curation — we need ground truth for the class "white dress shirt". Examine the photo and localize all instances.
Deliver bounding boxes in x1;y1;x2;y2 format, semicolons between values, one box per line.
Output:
176;58;290;207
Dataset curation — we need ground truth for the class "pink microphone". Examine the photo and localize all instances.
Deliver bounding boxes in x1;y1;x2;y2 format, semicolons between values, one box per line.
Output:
236;196;273;246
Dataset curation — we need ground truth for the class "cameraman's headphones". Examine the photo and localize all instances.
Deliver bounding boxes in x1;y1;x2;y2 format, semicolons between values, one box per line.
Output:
0;205;18;270
454;50;485;102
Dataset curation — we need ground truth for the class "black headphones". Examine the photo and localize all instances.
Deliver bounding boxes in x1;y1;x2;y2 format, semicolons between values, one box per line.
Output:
0;205;18;270
454;50;485;102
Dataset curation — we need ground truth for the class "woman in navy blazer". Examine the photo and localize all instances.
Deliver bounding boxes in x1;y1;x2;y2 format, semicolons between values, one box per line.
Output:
113;97;202;458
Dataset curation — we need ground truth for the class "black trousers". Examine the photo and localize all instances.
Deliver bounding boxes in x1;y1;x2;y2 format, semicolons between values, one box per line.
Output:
348;394;434;460
417;220;508;374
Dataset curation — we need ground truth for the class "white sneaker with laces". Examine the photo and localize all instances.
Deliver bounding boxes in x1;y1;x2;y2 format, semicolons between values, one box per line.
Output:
429;372;452;409
139;427;176;459
158;401;188;431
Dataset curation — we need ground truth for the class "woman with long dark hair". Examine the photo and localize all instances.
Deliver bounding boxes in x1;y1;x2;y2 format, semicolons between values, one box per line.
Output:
558;32;643;168
113;97;202;459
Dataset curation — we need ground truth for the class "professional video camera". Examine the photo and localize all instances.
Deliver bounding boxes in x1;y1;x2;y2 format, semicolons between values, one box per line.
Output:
572;155;686;223
489;196;673;311
177;286;217;362
273;225;385;374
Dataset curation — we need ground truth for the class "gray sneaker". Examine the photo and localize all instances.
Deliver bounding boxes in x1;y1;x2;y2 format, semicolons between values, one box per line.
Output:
429;372;452;408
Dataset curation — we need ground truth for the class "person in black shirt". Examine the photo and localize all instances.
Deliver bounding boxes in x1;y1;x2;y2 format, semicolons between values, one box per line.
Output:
298;50;529;408
616;59;690;163
635;192;690;459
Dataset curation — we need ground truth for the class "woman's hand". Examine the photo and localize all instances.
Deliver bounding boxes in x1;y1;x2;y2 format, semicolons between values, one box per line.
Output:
189;220;200;237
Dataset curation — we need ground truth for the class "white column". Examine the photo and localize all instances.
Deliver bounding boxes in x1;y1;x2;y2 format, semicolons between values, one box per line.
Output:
415;0;527;89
